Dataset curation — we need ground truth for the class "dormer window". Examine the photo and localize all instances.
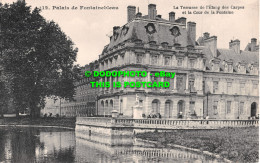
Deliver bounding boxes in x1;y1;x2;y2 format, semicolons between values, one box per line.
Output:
228;64;233;72
134;39;143;46
151;54;158;65
105;59;108;64
164;56;171;65
177;58;183;66
190;59;195;68
161;42;169;49
145;23;156;34
149;41;157;48
136;54;143;64
109;58;113;65
113;32;119;40
170;26;181;37
249;64;254;71
122;25;129;35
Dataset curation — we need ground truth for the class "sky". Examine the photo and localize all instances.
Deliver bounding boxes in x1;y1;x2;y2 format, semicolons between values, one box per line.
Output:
2;0;259;66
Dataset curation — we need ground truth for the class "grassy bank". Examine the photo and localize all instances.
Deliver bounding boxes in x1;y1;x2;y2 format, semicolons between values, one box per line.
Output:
136;127;259;162
0;117;76;128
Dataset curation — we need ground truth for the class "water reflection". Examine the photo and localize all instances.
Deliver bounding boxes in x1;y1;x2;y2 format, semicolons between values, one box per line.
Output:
0;127;75;163
75;135;218;163
0;127;223;163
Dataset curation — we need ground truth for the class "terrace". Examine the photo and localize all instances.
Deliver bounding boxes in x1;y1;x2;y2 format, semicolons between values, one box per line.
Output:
76;117;259;130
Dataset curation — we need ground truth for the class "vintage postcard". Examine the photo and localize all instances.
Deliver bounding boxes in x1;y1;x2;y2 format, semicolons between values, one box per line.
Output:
0;0;259;162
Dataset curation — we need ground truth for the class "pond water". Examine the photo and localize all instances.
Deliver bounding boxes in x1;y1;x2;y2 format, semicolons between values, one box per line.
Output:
0;127;223;163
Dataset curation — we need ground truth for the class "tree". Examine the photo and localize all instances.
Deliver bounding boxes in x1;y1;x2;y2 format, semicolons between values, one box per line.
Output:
0;1;80;118
0;71;11;118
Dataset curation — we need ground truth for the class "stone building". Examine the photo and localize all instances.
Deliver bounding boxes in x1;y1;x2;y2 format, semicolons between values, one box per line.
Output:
43;61;99;117
60;61;99;117
95;4;259;119
198;33;259;119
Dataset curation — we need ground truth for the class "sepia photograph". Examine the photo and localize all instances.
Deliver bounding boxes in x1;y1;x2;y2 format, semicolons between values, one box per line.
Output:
0;0;259;162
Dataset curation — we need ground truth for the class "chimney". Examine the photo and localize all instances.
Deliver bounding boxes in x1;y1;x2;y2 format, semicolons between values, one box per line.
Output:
136;12;142;18
156;15;162;19
148;4;157;20
187;22;196;45
113;26;120;32
127;6;136;22
251;38;257;51
203;32;210;39
229;39;240;54
175;17;186;27
204;36;218;57
169;12;175;22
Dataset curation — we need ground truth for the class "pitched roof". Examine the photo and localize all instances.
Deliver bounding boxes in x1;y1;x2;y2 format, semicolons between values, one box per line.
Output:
141;15;169;22
105;19;193;51
217;49;259;64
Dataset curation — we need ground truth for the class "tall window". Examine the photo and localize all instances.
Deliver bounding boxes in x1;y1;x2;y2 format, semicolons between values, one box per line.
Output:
227;101;231;114
105;60;108;69
109;58;113;67
136;77;142;89
151;55;158;65
164;76;170;89
114;57;118;66
177;58;183;66
151;73;158;90
227;82;232;94
190;59;195;68
239;102;244;114
240;83;245;94
152;100;160;113
106;77;110;90
213;81;218;93
213;101;218;115
176;76;184;91
253;83;258;89
136;54;143;64
190;101;195;114
189;80;195;92
164;56;170;65
203;81;205;94
121;54;125;62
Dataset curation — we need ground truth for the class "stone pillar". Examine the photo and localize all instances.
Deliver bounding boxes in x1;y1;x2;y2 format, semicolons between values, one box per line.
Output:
160;100;165;117
144;96;149;115
146;52;150;64
172;100;178;119
185;73;189;92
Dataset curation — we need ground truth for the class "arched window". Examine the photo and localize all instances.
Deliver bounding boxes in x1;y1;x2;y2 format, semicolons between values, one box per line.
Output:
177;100;185;118
165;100;173;118
152;99;160;113
251;102;257;117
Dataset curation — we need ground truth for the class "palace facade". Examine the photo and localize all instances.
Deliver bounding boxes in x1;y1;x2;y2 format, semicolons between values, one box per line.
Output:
96;4;259;119
45;4;259;119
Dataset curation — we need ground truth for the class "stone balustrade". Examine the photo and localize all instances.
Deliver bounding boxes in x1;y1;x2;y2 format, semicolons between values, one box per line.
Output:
130;119;259;129
76;117;259;129
77;117;114;127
